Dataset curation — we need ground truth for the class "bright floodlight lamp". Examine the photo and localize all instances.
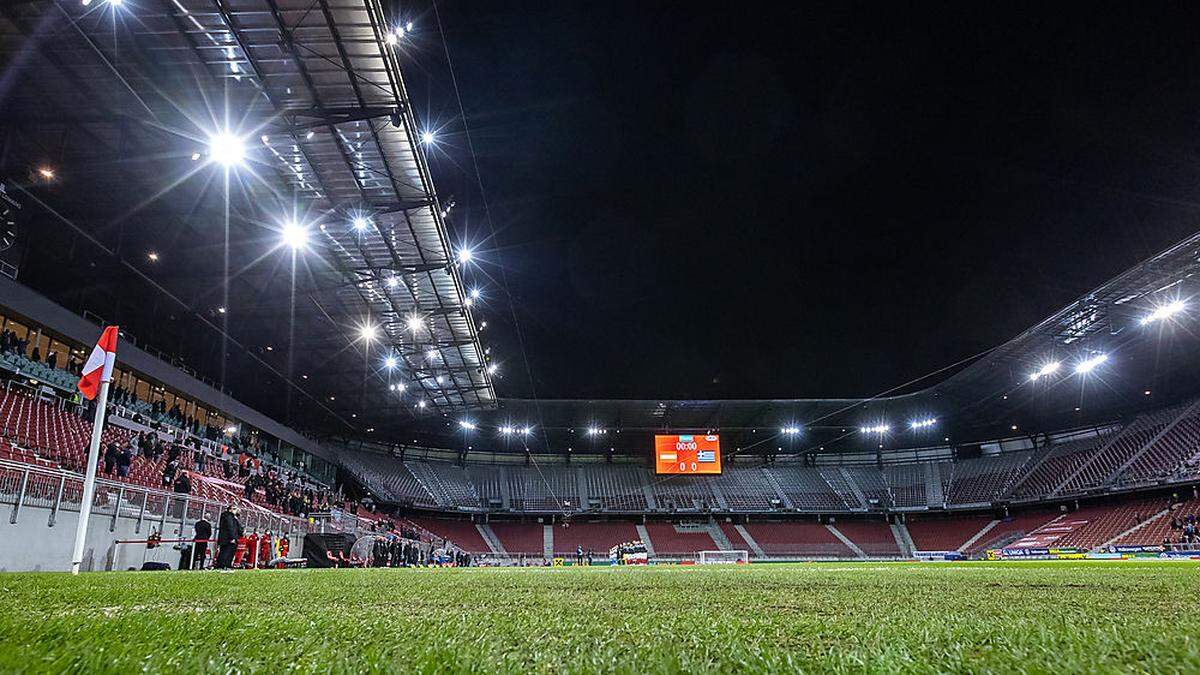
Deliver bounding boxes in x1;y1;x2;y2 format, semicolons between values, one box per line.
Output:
860;424;890;434
384;355;398;369
421;131;435;145
352;216;370;232
1140;300;1186;325
456;247;473;264
280;221;308;250
385;32;398;45
487;364;498;375
781;426;801;435
470;288;481;299
499;426;513;435
358;323;379;342
458;420;477;431
385;276;400;288
909;418;937;430
1029;360;1061;381
1075;353;1108;374
406;21;413;31
208;131;246;167
406;315;425;333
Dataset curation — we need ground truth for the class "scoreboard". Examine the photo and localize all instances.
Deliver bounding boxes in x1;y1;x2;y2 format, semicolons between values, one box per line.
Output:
654;434;722;475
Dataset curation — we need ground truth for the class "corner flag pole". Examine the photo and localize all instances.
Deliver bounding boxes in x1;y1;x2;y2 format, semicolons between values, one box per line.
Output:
71;326;119;574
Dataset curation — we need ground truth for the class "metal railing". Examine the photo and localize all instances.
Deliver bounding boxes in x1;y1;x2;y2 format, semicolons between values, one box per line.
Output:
0;458;317;540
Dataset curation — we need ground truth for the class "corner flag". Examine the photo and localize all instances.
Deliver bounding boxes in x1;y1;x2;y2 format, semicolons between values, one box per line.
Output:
77;326;118;400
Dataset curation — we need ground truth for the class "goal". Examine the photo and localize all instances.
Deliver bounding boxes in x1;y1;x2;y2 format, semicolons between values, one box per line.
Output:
698;550;750;565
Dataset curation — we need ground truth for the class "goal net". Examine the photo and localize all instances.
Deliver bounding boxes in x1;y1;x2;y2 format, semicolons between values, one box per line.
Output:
698;550;750;565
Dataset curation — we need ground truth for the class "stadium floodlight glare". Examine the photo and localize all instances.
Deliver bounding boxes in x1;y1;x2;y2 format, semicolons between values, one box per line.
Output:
405;315;425;333
470;288;481;299
417;399;426;409
456;247;473;264
426;349;438;360
421;131;435;145
1140;300;1186;325
406;21;413;31
781;426;802;435
1074;353;1108;374
280;221;309;250
208;131;246;167
384;355;398;369
358;323;379;342
860;424;890;434
520;426;532;435
352;216;370;232
385;276;399;289
458;420;477;431
1028;360;1061;381
385;32;398;45
487;363;498;375
909;418;937;430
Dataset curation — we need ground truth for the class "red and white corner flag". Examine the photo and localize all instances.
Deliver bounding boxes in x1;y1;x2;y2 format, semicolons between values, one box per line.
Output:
77;326;119;400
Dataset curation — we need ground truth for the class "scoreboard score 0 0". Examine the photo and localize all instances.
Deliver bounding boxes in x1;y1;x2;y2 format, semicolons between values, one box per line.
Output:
654;434;722;475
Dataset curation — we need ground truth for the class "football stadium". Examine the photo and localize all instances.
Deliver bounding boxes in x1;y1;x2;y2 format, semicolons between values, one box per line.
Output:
2;2;1200;672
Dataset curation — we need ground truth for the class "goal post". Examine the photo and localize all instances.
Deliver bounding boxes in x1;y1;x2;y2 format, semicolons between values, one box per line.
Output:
698;550;750;565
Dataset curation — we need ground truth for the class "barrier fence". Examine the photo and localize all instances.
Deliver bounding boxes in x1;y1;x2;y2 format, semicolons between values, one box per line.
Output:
0;458;316;539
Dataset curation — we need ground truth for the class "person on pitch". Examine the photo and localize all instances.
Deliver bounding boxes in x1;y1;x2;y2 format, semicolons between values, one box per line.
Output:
215;501;242;569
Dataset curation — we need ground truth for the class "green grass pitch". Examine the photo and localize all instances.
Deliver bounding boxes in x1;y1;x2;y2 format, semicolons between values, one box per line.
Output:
1;561;1198;673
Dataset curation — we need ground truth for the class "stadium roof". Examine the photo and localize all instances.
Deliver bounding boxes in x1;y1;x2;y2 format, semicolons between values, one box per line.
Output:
402;230;1200;455
0;0;494;432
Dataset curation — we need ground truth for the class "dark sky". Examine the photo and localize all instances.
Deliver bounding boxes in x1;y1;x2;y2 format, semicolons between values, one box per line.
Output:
406;3;1200;400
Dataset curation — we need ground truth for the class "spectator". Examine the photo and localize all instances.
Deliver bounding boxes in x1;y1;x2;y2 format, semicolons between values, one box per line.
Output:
102;442;120;475
30;346;40;363
215;502;242;569
116;444;133;479
173;470;192;495
46;351;57;370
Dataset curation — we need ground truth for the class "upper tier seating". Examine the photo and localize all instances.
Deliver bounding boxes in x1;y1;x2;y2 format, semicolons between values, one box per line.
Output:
943;451;1033;505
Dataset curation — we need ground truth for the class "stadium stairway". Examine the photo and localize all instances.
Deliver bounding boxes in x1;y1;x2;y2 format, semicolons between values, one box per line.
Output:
732;524;766;558
891;522;916;557
957;520;1000;553
707;522;732;550
543;525;553;560
476;523;506;554
825;524;867;558
1101;507;1171;548
635;523;655;557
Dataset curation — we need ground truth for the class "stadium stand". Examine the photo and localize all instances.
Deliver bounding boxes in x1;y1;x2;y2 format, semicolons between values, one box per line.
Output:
831;520;901;556
553;521;640;557
408;517;491;553
489;522;546;554
642;522;718;555
742;521;853;557
906;515;993;552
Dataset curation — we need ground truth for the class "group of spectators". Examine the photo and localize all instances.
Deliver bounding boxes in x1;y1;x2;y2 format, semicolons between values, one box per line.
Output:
1163;509;1199;549
0;329;80;373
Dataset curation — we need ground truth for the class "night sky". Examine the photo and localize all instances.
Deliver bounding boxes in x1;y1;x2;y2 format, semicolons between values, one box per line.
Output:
408;4;1199;401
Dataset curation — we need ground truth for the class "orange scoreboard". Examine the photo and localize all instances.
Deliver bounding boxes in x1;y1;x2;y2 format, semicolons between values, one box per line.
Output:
654;434;722;474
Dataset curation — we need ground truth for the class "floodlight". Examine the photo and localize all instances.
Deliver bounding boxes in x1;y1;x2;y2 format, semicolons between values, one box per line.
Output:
1028;360;1061;381
406;315;425;332
396;382;406;392
352;216;370;232
521;426;532;435
358;323;379;342
781;426;801;435
417;400;427;409
37;167;54;180
406;21;413;31
386;276;399;288
384;355;398;369
456;247;473;264
458;420;477;431
147;251;159;262
190;152;201;161
217;307;226;314
208;132;246;167
909;418;937;430
499;426;513;435
108;0;123;5
421;131;435;145
470;288;481;299
1140;300;1186;325
385;32;398;46
1075;353;1108;374
280;221;308;250
487;364;498;375
860;424;890;434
